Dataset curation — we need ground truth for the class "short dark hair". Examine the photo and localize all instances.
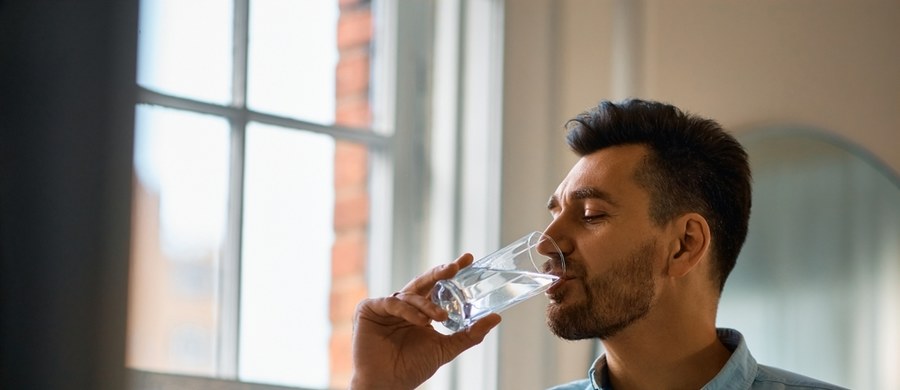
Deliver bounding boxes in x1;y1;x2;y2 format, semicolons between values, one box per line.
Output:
566;99;751;292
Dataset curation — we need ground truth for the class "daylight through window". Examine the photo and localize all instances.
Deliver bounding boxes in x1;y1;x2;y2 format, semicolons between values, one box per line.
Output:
127;0;386;388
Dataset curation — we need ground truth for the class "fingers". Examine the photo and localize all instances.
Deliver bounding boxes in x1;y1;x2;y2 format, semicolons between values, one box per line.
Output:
441;314;502;362
402;253;474;296
362;297;430;326
392;292;448;322
463;313;501;342
454;252;475;269
356;293;448;328
383;297;433;326
356;253;476;329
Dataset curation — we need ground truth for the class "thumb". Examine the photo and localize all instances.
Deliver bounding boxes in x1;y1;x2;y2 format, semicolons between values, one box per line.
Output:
442;314;502;362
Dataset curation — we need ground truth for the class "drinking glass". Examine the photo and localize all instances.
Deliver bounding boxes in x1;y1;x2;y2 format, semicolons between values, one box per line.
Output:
430;231;564;332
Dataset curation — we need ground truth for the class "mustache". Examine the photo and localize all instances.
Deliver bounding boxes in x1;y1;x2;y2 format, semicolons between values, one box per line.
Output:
540;256;565;274
540;256;581;277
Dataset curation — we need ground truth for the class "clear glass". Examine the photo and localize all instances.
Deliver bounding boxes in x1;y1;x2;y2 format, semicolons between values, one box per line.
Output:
247;0;339;123
137;0;233;104
238;123;335;388
431;231;565;332
127;105;231;376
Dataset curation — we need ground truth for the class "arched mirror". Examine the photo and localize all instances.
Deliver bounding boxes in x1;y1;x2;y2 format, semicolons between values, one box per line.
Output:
718;128;900;389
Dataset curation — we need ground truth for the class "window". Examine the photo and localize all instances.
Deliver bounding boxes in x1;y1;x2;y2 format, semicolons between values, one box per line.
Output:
126;1;505;389
127;0;393;388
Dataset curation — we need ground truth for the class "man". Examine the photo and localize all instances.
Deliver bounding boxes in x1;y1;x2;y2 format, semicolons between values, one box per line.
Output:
350;99;844;390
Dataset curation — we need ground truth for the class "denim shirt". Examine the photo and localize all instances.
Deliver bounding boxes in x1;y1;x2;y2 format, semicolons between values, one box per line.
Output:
548;328;848;390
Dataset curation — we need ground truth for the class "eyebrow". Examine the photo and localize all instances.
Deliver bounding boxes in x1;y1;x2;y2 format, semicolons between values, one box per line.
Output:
547;186;619;210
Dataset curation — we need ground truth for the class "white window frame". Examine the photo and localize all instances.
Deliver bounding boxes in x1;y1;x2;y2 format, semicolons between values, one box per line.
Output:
129;0;392;388
127;0;506;389
420;1;505;389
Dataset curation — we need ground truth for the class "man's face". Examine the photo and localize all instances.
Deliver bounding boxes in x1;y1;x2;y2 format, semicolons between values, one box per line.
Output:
543;144;667;340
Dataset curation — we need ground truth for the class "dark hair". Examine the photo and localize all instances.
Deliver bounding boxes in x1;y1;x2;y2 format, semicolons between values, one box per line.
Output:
566;99;751;293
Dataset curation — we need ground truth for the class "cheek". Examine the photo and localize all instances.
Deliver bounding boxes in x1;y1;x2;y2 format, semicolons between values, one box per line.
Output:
579;241;623;276
650;242;670;277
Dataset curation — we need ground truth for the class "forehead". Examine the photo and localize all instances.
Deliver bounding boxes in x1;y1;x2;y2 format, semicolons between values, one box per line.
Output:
554;144;650;202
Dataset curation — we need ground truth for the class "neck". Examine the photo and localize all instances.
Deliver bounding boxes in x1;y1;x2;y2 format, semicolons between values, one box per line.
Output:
600;311;732;389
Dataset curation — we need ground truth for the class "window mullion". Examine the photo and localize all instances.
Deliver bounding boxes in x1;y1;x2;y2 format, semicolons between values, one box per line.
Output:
246;111;390;147
232;0;249;109
136;86;389;146
218;0;250;381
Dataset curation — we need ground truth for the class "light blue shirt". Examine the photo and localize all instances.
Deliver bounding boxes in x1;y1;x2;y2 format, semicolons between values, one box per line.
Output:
548;328;848;390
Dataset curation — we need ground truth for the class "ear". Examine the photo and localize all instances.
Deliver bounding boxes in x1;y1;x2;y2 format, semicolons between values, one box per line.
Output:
665;213;711;278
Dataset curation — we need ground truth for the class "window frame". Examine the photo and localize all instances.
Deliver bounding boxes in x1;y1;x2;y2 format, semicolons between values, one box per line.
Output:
130;0;392;387
127;0;506;388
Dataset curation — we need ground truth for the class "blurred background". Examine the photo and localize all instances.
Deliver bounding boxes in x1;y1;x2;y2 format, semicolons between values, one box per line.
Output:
1;0;897;389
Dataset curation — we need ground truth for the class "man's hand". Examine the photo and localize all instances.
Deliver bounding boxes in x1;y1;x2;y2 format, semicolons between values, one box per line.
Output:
350;254;502;390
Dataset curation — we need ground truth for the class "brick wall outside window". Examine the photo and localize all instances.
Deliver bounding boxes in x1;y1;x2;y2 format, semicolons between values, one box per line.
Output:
331;0;372;387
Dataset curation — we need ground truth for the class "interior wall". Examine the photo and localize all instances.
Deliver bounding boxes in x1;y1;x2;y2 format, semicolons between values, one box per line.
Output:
500;1;568;388
500;0;898;388
501;0;616;388
642;0;900;173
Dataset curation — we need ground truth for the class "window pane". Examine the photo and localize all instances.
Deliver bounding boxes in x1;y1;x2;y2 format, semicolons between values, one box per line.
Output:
127;105;231;376
137;0;233;104
247;0;338;123
239;123;335;388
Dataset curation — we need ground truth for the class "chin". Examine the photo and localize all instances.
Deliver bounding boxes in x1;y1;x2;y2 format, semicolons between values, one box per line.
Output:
547;320;595;341
545;302;592;341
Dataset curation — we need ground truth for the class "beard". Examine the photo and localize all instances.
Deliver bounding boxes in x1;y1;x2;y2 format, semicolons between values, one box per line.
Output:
547;240;657;340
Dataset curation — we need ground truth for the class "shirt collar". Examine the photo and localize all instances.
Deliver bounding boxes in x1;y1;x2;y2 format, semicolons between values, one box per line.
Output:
588;354;608;390
702;328;758;389
588;328;758;390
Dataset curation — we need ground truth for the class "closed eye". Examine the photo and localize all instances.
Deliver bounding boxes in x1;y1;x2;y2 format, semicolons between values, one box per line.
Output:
583;213;609;223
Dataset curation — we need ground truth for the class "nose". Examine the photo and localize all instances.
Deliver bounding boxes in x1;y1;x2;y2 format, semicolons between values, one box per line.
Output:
537;224;569;274
540;217;572;260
